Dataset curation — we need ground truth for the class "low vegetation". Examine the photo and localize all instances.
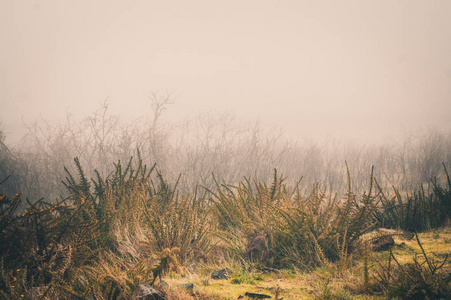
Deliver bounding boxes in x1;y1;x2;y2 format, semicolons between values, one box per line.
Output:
1;151;450;299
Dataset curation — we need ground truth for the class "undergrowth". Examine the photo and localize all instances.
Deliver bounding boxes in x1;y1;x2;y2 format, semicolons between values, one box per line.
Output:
211;165;378;269
0;156;450;299
372;233;451;299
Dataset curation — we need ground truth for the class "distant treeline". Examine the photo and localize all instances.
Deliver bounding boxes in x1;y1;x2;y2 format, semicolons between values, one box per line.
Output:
1;97;450;202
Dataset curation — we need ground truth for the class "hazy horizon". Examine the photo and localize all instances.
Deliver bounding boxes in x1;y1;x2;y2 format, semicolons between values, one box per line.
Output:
1;0;451;146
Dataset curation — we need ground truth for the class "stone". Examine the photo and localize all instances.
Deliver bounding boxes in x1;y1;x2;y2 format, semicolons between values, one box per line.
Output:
211;268;232;279
178;282;194;289
371;235;395;252
133;283;165;300
244;292;271;299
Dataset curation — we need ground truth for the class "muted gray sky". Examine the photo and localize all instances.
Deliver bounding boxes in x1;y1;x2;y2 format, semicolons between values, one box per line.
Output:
1;0;451;145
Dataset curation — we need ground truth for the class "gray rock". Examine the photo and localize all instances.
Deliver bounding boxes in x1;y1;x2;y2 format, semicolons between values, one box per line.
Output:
211;268;232;279
178;282;194;289
245;292;271;299
133;283;165;300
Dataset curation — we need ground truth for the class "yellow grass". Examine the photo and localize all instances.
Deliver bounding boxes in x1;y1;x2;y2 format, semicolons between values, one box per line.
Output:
158;227;451;299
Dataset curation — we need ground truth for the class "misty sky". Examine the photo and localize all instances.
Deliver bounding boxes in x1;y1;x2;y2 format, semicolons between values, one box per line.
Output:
1;0;451;145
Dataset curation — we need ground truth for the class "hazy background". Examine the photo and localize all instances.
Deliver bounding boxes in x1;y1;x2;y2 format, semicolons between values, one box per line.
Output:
1;0;451;145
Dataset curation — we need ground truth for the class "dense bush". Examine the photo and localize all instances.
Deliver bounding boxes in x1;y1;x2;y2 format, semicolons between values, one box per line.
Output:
211;167;379;269
0;154;211;298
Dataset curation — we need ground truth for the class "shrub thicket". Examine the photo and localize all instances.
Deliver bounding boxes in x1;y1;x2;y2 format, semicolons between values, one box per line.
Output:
212;166;379;269
0;155;450;298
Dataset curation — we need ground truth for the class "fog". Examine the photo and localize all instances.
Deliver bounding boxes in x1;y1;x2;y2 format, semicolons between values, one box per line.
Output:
1;0;451;203
1;0;450;145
